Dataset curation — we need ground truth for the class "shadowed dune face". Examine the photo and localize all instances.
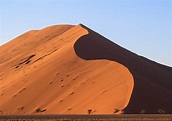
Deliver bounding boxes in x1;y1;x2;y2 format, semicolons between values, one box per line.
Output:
74;25;172;113
73;26;135;111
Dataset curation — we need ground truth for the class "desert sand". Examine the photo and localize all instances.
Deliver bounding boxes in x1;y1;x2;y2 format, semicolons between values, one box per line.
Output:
0;24;172;114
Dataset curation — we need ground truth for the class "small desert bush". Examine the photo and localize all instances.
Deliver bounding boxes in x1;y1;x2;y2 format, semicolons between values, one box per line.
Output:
140;109;146;114
88;109;92;114
114;109;119;113
158;109;165;114
35;108;41;113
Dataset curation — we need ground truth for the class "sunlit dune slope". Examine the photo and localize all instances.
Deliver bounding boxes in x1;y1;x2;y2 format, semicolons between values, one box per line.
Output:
0;24;133;114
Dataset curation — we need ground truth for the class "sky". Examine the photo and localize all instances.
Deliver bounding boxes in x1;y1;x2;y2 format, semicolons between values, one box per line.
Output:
0;0;172;66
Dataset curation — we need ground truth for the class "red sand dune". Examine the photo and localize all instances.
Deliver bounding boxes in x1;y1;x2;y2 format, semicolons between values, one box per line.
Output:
0;24;172;114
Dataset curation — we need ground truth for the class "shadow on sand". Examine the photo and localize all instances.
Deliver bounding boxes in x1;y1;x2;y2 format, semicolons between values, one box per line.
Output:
74;24;172;113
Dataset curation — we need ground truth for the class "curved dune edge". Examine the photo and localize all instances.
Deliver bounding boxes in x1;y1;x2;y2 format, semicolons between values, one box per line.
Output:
0;24;134;114
1;24;172;114
71;25;134;113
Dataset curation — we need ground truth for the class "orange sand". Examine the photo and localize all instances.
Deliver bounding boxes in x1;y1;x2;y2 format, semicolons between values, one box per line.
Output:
0;24;133;114
1;24;172;114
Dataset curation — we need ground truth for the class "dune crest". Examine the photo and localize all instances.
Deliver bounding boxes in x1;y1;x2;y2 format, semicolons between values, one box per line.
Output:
0;24;172;114
0;24;133;114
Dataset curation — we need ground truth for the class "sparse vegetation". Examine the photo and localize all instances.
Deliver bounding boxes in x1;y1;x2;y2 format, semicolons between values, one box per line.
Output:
158;109;166;114
140;109;146;114
35;108;46;113
35;108;41;113
17;106;24;111
114;109;120;113
87;109;92;114
0;114;172;121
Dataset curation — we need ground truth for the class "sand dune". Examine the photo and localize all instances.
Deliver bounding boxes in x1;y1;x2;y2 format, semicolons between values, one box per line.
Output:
0;24;171;114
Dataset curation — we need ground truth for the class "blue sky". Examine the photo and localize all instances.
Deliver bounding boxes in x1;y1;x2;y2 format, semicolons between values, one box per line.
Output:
0;0;172;66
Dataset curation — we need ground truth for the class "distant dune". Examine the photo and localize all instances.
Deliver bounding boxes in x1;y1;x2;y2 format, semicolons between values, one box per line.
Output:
0;24;172;114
